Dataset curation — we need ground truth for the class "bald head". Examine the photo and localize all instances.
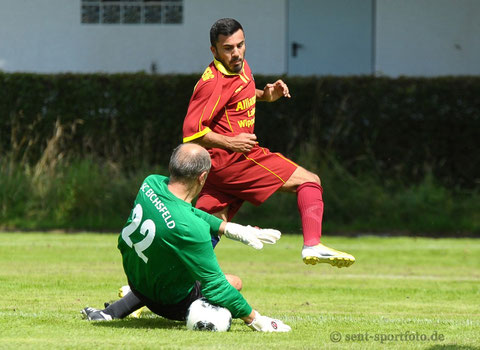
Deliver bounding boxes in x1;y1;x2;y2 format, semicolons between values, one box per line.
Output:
169;143;211;183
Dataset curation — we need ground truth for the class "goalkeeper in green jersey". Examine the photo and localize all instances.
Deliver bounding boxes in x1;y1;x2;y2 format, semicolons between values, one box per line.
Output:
82;143;291;332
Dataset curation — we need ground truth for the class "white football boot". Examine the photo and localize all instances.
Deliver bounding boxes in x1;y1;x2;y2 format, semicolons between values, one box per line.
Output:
302;243;355;268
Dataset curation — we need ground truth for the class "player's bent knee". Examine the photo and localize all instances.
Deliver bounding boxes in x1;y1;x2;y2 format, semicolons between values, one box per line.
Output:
281;167;321;192
312;173;321;186
225;274;242;291
302;169;321;186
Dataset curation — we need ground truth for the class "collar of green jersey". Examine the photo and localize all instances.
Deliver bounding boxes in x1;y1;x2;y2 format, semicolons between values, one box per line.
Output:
214;58;244;76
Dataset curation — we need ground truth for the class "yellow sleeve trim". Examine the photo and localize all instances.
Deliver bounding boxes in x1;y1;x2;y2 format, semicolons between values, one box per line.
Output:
183;127;212;143
208;95;222;120
224;108;234;132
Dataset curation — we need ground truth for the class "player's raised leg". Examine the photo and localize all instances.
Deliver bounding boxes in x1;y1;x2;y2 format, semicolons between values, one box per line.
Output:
280;166;355;267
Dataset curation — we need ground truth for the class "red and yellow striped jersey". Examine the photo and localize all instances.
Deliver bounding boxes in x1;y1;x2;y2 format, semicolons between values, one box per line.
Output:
183;59;256;169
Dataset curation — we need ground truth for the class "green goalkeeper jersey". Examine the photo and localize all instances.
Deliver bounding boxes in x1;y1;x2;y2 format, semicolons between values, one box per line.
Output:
117;174;252;318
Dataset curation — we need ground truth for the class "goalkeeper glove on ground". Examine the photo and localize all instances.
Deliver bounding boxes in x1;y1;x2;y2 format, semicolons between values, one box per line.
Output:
247;311;291;332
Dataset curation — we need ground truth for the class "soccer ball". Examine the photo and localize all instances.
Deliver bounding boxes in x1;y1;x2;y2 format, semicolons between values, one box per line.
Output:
186;298;232;332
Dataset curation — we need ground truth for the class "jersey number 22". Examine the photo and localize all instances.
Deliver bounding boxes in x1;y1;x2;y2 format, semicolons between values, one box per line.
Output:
121;204;155;263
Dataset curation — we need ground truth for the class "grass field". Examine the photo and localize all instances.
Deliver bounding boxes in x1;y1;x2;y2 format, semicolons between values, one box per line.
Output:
0;233;479;349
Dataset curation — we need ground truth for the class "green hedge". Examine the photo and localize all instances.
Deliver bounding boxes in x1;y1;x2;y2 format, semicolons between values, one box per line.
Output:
1;73;479;188
0;73;197;170
253;75;480;189
1;157;478;234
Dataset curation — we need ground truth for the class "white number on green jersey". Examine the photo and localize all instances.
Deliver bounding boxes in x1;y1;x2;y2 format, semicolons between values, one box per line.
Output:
121;204;155;263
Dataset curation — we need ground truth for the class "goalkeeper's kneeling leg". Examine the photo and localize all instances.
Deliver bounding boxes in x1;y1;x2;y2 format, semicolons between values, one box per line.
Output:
225;274;242;291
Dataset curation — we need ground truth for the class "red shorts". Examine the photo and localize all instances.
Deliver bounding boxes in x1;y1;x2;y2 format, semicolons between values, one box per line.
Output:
196;145;298;221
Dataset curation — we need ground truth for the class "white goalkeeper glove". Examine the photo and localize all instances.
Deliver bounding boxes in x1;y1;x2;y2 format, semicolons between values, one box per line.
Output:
223;223;281;250
247;311;291;332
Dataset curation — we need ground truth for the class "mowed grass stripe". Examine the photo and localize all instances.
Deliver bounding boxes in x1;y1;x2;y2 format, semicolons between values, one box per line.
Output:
0;233;479;349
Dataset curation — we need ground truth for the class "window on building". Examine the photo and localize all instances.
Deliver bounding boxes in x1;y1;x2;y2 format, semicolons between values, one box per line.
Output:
81;0;183;24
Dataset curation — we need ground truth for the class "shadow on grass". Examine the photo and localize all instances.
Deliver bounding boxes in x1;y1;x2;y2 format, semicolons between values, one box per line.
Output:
91;317;184;330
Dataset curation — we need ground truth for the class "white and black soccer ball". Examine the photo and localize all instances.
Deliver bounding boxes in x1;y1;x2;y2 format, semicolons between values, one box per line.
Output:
186;298;232;332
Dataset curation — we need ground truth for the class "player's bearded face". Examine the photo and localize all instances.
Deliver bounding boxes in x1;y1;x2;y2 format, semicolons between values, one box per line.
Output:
211;29;246;73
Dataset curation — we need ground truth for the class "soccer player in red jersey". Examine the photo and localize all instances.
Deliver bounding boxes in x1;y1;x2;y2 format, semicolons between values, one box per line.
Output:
183;18;355;267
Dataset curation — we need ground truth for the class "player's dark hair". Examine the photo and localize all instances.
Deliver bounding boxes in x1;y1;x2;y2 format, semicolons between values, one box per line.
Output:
169;144;211;182
210;18;243;47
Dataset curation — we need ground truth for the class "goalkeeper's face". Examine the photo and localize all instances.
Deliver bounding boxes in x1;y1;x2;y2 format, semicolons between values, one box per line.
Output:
211;29;246;73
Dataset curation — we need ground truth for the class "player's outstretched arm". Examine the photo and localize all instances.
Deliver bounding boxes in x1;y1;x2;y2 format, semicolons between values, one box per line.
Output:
256;79;291;102
222;222;281;250
242;310;291;332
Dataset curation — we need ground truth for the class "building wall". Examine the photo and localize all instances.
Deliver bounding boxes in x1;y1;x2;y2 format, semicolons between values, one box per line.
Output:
1;0;479;76
375;0;480;76
287;0;373;76
0;0;287;74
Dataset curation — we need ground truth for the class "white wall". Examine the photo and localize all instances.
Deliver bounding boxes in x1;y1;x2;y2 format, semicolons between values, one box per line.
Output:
187;0;287;75
1;0;479;76
0;0;287;74
375;0;480;77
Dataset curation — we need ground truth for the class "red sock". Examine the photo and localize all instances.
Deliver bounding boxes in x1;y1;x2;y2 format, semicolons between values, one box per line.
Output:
297;182;323;246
